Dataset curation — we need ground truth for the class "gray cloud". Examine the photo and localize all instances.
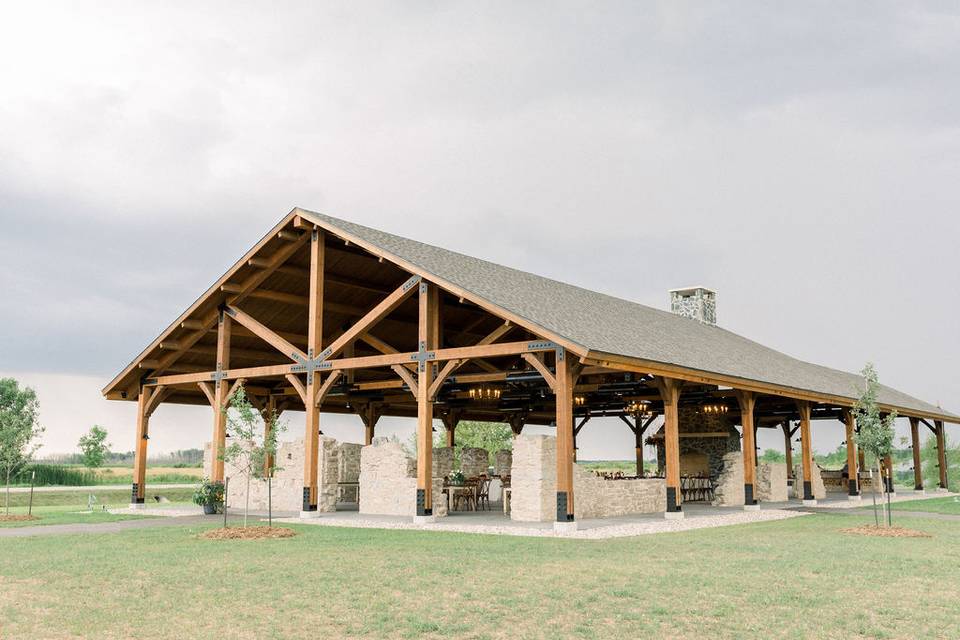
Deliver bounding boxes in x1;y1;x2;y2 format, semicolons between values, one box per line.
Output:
1;2;957;456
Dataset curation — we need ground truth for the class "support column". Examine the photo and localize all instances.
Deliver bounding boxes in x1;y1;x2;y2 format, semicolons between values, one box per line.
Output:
736;391;758;509
211;309;231;484
909;417;923;492
782;421;794;479
301;227;324;515
441;411;459;448
262;396;280;477
797;401;816;505
554;353;577;529
635;423;644;477
935;420;948;491
130;387;152;506
360;403;380;446
656;377;683;519
843;410;859;497
415;281;439;521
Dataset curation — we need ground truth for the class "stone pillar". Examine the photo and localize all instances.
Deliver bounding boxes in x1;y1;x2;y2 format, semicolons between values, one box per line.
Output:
657;378;683;518
736;391;758;508
910;417;923;491
844;410;859;496
797;401;816;505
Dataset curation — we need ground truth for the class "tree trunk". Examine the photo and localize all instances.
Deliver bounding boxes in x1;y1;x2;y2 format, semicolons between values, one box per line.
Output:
877;460;887;527
244;473;250;528
870;468;879;527
5;467;10;516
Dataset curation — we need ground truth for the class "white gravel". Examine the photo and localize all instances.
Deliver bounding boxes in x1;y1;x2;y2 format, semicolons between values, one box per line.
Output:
276;508;809;540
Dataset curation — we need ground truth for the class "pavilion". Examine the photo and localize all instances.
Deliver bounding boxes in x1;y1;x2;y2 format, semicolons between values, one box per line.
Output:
103;208;957;529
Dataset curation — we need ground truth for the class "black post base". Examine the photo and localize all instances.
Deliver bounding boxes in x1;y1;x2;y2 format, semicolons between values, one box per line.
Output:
416;489;432;516
803;481;813;501
744;483;756;505
556;491;573;521
666;486;681;512
302;487;316;512
848;479;860;496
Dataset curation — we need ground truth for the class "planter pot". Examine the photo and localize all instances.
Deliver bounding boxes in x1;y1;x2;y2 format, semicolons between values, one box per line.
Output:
203;503;217;515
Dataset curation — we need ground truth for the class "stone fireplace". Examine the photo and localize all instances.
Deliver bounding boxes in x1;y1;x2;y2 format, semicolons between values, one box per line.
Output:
652;406;741;488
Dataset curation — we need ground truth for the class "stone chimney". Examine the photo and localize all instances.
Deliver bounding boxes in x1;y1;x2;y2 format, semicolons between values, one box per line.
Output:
669;287;716;325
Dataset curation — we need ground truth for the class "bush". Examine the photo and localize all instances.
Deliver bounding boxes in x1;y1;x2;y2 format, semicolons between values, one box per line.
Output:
192;478;224;512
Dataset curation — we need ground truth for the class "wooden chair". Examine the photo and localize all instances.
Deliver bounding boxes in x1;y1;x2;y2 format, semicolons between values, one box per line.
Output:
453;478;479;511
476;477;492;511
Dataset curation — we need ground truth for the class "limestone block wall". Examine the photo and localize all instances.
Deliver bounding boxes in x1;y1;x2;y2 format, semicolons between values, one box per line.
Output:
756;463;788;502
317;437;339;512
792;463;826;499
510;435;556;522
494;449;512;477
712;452;744;506
572;466;665;519
461;447;490;477
511;434;665;522
358;440;451;517
203;437;305;512
338;443;362;502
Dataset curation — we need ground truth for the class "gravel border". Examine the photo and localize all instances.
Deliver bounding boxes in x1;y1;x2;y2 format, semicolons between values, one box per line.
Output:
276;509;809;540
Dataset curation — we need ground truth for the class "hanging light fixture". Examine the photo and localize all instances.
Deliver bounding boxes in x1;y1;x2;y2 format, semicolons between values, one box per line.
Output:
574;395;586;407
701;402;729;415
468;385;502;402
625;399;653;417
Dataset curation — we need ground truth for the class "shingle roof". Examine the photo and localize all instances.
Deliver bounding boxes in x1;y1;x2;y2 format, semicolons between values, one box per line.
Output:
299;208;956;421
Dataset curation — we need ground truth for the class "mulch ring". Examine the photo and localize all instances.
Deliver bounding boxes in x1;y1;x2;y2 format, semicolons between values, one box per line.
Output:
200;526;297;541
0;515;39;523
840;525;932;538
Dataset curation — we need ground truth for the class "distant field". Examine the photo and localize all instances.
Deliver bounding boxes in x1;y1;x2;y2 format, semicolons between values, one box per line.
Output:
1;487;196;509
93;465;204;483
891;495;960;515
578;460;656;474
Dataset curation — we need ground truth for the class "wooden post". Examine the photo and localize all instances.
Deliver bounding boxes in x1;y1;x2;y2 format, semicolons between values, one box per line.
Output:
302;228;324;513
555;354;577;524
935;420;948;490
635;422;644;477
844;410;859;496
211;309;231;484
442;411;459;448
796;401;815;503
782;421;793;479
360;403;380;446
909;417;923;491
131;387;152;505
736;391;758;506
656;377;683;516
415;282;439;518
858;448;866;478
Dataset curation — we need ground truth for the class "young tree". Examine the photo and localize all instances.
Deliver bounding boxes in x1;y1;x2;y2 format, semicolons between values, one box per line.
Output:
852;363;897;527
0;378;44;514
220;383;285;527
78;425;111;469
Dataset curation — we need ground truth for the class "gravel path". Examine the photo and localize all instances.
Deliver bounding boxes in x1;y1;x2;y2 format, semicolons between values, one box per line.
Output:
277;508;809;540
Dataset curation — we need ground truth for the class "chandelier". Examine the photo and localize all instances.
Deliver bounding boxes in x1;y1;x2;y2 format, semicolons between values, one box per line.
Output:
574;395;586;407
625;400;653;417
468;385;502;402
701;402;729;415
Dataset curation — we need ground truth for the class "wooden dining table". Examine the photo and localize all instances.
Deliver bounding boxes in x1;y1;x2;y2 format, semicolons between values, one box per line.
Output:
442;483;476;511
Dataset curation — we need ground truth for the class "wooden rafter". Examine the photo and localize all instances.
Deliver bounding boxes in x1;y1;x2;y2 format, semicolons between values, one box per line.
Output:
315;371;343;407
285;374;307;405
224;305;308;362
521;352;556;391
197;381;215;406
428;321;513;399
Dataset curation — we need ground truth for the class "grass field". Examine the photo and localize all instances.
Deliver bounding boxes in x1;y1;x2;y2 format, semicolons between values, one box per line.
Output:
0;505;155;528
890;495;960;515
1;513;957;639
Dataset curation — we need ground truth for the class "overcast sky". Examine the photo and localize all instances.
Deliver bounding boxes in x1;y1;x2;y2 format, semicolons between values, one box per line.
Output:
1;2;957;459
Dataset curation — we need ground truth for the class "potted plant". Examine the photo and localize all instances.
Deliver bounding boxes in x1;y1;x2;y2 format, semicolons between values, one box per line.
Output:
193;478;224;515
447;470;466;485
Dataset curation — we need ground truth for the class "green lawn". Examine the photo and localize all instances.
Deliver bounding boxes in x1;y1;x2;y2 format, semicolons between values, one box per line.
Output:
0;504;156;528
1;513;958;639
890;495;960;515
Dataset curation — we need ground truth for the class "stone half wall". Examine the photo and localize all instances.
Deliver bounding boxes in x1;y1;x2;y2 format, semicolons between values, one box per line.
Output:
460;447;489;478
756;462;788;502
494;449;512;477
511;434;665;522
792;463;826;500
203;436;359;513
358;440;453;517
712;452;744;506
